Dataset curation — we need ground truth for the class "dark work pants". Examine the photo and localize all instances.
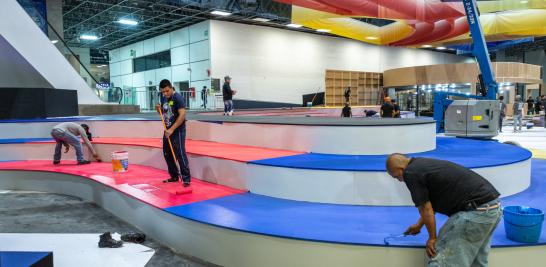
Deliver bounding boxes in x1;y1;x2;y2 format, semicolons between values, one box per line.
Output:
163;126;191;184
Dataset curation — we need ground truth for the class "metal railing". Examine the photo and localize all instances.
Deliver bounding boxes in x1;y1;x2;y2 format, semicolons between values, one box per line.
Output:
96;86;224;111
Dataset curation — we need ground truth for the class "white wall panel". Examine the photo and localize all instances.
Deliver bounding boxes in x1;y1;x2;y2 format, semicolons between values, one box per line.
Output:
110;76;121;88
155;67;172;84
120;45;133;61
190;60;210;81
110;62;121;76
121;74;133;88
133;42;144;58
171;45;190;66
143;39;155;56
120;59;133;75
109;49;120;63
132;72;145;87
189;21;209;43
172;64;190;82
189;40;209;62
154;33;170;52
144;70;155;86
171;27;189;48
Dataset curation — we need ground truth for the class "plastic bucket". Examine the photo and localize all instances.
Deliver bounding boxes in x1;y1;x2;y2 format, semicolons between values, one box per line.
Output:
503;206;544;243
111;151;129;172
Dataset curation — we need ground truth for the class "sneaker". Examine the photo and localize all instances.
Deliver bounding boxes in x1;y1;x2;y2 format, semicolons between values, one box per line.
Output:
53;160;60;165
121;232;146;244
77;160;91;165
163;177;179;183
98;232;123;248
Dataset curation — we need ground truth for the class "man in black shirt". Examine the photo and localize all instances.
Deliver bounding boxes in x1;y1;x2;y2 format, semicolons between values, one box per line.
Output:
386;154;501;266
526;96;534;115
341;102;352;117
392;99;401;118
381;97;394;118
156;79;191;187
222;76;236;116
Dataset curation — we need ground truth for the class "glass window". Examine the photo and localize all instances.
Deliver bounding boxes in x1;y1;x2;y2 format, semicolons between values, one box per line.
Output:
133;51;171;72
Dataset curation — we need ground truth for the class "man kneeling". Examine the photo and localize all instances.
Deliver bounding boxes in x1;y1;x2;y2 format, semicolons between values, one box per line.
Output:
386;154;501;266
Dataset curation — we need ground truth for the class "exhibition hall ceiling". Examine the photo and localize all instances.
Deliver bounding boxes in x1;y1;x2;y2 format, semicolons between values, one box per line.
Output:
275;0;546;48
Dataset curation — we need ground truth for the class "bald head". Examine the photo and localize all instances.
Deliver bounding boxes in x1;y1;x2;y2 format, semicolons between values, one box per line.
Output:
386;153;410;182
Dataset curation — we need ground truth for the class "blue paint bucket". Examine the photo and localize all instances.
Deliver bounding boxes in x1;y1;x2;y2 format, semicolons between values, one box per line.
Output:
503;206;544;243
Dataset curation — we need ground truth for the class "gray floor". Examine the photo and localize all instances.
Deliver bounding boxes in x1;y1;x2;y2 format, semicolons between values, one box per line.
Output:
0;191;215;267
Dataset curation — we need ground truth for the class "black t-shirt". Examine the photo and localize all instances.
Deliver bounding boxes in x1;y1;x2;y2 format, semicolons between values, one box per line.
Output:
223;82;233;101
160;92;186;130
381;103;394;118
527;99;534;108
393;104;401;118
342;106;351;117
403;157;500;216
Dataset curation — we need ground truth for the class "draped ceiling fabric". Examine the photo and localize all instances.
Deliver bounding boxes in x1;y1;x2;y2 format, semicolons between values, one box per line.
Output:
275;0;546;47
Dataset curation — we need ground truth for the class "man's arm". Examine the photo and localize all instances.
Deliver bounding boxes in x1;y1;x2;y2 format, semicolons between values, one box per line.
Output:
165;108;186;138
418;201;437;257
79;130;98;158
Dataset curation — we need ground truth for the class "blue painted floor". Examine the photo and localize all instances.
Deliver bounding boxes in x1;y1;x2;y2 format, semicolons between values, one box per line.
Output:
249;137;532;171
165;159;546;247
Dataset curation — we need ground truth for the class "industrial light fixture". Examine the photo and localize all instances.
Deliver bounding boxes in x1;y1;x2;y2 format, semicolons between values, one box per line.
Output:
422;45;432;48
286;23;302;28
211;10;231;16
80;34;99;40
117;18;138;26
316;29;331;33
252;17;271;22
365;36;378;40
520;0;528;3
436;46;447;50
97;65;107;68
51;40;59;44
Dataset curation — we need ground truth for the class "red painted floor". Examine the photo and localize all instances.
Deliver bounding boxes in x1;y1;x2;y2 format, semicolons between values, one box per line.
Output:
0;160;244;209
37;138;304;162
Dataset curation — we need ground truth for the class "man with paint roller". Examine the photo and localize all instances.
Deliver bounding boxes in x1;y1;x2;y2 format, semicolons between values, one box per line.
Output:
386;154;501;266
156;79;191;187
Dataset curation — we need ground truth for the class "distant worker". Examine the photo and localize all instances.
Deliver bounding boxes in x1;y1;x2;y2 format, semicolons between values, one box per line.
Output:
344;87;351;102
201;85;208;109
513;95;523;132
156;79;191;187
498;95;506;133
364;109;378;118
386;154;501;267
341;102;352;118
535;95;541;115
526;96;535;115
50;122;101;165
381;97;395;118
542;95;546;128
392;99;401;118
222;76;237;116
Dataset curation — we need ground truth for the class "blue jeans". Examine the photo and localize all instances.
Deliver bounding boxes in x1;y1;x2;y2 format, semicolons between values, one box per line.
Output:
51;128;84;162
163;126;191;184
513;114;522;131
428;200;501;267
224;100;233;113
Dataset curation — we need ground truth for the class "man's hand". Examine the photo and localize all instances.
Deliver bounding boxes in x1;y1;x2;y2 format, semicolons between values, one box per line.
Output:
93;153;102;162
155;104;161;113
63;143;70;153
165;128;173;138
426;238;437;258
404;223;423;235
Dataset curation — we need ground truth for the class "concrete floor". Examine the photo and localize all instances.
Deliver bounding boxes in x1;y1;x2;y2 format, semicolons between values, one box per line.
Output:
0;191;216;267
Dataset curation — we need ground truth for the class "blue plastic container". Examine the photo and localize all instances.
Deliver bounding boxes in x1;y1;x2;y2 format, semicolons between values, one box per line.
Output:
503;206;544;243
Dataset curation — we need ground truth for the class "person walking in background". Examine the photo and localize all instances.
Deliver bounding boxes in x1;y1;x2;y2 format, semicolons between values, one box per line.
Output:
201;85;208;109
513;95;523;132
222;76;237;116
535;95;541;115
156;79;191;187
542;95;546;128
381;97;395;118
498;95;506;133
50;122;101;165
526;96;535;115
344;87;351;103
341;102;352;117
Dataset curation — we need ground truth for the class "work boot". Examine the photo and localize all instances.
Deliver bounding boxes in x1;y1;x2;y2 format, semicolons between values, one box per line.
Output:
183;182;191;187
121;232;146;244
53;160;60;165
77;160;91;165
98;232;123;248
163;177;179;183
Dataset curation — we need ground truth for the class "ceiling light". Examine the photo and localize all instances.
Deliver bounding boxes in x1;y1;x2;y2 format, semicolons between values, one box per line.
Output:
80;34;98;40
286;23;302;28
436;46;447;50
520;1;528;3
317;29;331;33
422;45;432;48
366;37;378;40
252;17;270;22
51;40;59;44
97;65;107;68
117;19;138;26
211;10;231;16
